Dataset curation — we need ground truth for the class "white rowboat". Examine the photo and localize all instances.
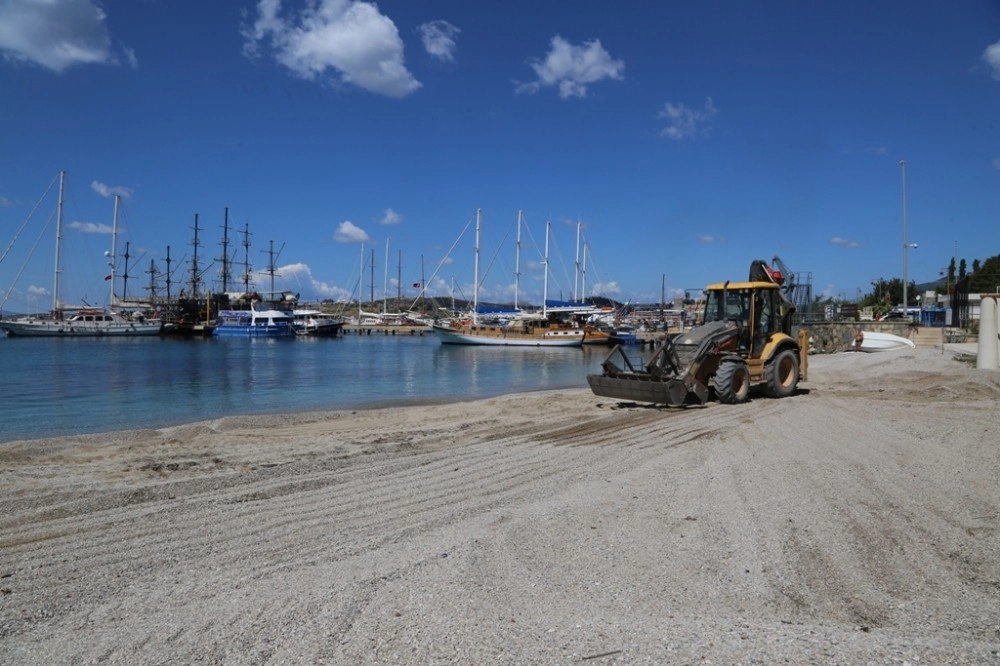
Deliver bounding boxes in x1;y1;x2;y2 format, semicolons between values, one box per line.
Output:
858;331;915;352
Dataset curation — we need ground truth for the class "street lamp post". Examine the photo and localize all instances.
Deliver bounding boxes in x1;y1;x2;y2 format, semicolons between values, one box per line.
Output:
900;159;908;320
899;160;919;322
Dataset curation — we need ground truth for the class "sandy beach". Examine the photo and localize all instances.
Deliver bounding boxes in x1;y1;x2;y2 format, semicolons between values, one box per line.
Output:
1;348;998;664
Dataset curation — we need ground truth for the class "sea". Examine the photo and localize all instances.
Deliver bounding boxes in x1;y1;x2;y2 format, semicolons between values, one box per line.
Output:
0;331;615;444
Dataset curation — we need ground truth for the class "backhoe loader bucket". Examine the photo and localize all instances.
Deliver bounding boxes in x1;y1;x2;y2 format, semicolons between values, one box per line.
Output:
586;343;710;407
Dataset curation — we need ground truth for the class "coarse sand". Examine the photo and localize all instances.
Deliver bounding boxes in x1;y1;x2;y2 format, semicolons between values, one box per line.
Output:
1;348;998;664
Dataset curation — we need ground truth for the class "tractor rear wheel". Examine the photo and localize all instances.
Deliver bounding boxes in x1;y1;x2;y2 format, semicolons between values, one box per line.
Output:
764;348;800;398
713;359;750;404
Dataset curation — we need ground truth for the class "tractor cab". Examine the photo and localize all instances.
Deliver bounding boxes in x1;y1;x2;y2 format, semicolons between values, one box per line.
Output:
702;282;785;357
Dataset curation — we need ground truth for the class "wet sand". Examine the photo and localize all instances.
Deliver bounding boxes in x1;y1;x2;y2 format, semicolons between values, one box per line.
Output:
1;348;998;664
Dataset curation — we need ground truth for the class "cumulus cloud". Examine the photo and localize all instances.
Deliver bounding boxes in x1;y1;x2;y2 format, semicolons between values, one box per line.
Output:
983;38;1000;80
264;262;354;301
418;20;459;62
69;220;113;234
123;46;138;69
659;98;718;140
241;0;421;98
591;280;621;295
334;220;370;243
0;0;126;73
831;236;861;248
379;208;401;225
27;285;49;296
91;180;132;199
517;36;624;98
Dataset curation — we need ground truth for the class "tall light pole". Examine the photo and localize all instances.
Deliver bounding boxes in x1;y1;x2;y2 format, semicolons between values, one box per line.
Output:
900;159;908;320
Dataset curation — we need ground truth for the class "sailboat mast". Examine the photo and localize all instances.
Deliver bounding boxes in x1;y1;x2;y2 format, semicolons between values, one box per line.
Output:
358;242;364;321
109;193;120;307
473;208;481;326
121;241;131;303
382;238;389;315
190;214;201;298
52;170;65;313
582;243;589;302
514;210;522;311
543;220;550;316
165;245;172;301
219;207;231;293
241;224;252;293
573;220;581;303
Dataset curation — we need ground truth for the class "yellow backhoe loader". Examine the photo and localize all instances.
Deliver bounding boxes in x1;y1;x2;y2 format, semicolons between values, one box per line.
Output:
587;259;808;406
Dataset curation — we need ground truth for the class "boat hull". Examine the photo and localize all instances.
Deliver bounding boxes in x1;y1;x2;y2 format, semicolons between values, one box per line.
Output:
295;322;344;337
0;319;162;337
214;324;295;337
432;324;584;347
857;331;915;352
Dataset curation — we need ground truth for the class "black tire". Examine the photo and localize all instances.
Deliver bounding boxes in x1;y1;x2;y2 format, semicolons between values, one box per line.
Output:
764;348;800;398
713;359;750;404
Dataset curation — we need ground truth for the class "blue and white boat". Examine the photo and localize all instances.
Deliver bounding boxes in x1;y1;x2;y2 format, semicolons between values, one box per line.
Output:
609;324;640;346
214;304;296;337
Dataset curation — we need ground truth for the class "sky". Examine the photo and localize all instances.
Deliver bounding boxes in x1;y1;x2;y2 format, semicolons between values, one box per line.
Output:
1;0;999;313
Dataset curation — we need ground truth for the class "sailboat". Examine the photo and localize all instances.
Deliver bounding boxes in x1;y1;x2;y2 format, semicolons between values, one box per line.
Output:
431;209;585;347
0;171;162;337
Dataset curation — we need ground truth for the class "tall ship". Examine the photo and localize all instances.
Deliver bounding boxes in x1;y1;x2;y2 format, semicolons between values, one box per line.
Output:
0;171;161;337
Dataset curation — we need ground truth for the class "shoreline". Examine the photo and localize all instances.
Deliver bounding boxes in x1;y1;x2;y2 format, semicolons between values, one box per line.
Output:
1;348;998;663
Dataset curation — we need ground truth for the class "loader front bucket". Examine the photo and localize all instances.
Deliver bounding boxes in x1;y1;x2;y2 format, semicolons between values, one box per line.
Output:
587;373;693;407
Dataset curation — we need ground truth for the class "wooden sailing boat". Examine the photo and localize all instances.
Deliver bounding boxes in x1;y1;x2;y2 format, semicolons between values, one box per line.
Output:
0;171;162;337
431;209;585;347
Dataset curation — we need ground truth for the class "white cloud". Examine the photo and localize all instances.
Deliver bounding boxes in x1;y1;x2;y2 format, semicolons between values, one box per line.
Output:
0;0;115;72
91;180;132;199
517;36;624;98
334;220;370;243
659;98;718;140
992;157;1000;170
241;0;421;98
831;236;861;248
69;220;113;234
380;208;401;225
698;234;723;243
591;280;621;295
0;196;11;207
123;46;138;69
418;20;459;62
982;39;1000;80
258;262;355;301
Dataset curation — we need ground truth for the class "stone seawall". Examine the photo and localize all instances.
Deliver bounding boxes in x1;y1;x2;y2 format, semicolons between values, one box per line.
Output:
800;322;915;354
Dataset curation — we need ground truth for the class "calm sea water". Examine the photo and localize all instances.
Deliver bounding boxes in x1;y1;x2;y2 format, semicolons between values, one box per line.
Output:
0;331;612;443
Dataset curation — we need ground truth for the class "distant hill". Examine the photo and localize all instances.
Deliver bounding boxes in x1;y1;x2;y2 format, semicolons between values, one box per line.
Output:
915;277;946;292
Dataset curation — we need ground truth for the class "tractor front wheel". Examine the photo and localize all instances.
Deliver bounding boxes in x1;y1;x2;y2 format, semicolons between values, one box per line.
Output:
764;348;800;398
713;359;750;404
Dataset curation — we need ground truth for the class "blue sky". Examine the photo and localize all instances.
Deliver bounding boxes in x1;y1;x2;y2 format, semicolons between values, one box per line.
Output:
2;0;999;313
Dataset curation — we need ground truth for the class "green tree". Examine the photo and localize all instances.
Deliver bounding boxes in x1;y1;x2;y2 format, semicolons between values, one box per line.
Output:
862;277;916;309
968;254;1000;293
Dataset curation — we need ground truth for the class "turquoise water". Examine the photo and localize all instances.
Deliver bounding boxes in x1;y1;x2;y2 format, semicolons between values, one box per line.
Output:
0;332;610;443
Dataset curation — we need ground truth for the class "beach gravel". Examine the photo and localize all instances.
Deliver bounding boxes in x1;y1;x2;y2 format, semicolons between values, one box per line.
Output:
1;348;998;664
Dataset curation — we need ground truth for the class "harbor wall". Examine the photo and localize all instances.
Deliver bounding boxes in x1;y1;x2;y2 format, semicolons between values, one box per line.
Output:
801;322;915;354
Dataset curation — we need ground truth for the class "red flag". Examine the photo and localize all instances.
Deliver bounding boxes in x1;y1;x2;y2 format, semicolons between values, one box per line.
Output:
104;274;113;281
412;282;421;288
